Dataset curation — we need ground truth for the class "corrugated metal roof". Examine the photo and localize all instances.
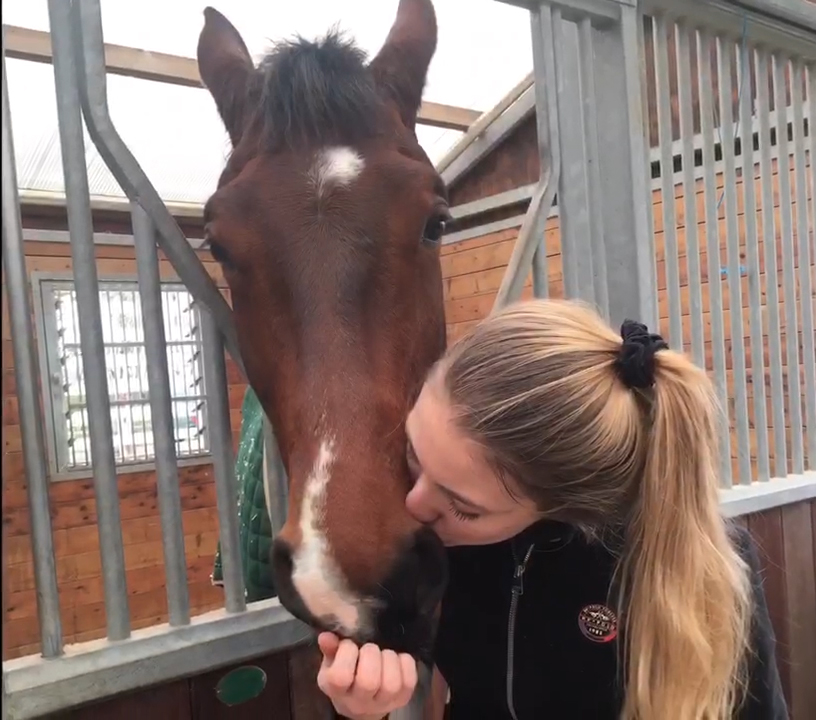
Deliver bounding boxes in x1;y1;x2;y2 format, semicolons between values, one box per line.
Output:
5;0;534;206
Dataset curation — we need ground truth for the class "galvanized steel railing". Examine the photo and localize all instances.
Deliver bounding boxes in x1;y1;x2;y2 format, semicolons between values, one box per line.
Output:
2;1;306;717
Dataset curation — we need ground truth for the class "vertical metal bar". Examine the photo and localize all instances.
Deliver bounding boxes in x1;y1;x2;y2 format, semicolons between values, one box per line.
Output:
739;47;771;483
131;204;191;626
638;11;656;301
791;60;816;467
2;37;63;659
201;309;246;613
578;16;609;317
494;4;561;310
676;23;705;367
773;53;805;474
47;0;131;638
556;16;596;304
530;5;553;301
262;418;289;537
756;49;788;477
718;38;752;485
590;2;658;328
698;29;732;486
654;14;683;349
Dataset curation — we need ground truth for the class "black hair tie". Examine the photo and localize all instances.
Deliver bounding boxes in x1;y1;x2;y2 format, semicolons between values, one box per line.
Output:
614;319;669;389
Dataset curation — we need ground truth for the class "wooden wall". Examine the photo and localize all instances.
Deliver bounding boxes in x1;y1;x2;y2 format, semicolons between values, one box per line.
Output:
741;500;816;719
1;209;246;660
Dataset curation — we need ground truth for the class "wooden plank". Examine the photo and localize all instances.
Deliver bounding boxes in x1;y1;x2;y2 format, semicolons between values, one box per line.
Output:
3;24;480;132
780;502;816;720
747;508;793;708
53;677;192;720
287;643;333;720
189;650;292;719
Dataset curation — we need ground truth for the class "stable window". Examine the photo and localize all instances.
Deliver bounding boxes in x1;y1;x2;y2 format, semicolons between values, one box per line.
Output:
35;277;210;477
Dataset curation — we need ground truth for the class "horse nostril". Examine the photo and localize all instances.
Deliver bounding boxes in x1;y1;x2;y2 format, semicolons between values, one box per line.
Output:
271;538;294;580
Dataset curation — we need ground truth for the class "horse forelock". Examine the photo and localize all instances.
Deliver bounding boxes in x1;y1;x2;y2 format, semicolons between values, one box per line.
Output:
248;28;387;153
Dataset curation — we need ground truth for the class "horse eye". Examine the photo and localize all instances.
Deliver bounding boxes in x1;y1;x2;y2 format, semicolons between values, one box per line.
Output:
205;237;232;269
422;214;447;246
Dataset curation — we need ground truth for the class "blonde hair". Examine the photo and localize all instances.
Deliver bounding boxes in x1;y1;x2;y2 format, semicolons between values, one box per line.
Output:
440;298;752;720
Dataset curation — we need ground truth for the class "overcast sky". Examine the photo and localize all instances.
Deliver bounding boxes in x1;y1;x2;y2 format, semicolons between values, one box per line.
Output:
5;0;534;204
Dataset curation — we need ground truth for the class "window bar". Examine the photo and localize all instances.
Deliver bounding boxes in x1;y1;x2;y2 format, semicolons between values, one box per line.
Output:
676;22;705;368
739;45;771;483
102;289;127;463
653;13;683;350
132;204;191;626
791;59;816;467
718;37;752;486
1;43;63;658
773;52;805;474
698;28;732;486
47;0;130;639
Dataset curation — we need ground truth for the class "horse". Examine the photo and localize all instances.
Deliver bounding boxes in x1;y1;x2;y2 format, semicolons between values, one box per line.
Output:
197;0;450;664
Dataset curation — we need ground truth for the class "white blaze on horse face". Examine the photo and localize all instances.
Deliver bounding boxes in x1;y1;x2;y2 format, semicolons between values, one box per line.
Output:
291;437;367;635
310;146;364;200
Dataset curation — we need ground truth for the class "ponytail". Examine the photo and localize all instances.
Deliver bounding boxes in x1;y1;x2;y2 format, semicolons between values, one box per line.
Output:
618;352;752;720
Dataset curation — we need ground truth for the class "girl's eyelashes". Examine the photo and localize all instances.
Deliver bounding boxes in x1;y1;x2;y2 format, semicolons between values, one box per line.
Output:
449;500;479;522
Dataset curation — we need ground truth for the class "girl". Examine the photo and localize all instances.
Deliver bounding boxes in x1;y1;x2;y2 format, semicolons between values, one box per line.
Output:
317;298;787;720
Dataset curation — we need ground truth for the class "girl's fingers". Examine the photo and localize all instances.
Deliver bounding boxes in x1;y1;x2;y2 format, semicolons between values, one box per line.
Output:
353;644;384;697
377;650;403;699
318;638;360;694
317;632;340;660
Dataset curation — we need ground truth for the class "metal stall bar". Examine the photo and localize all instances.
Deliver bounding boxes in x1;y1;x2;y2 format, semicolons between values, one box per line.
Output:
698;28;733;486
557;15;598;306
676;22;705;367
586;0;657;328
530;6;555;300
46;0;131;639
578;15;609;317
773;52;805;474
263;418;289;538
131;205;191;626
1;36;63;659
790;60;816;468
494;3;561;310
756;48;788;478
739;46;771;483
69;0;243;375
717;37;752;485
653;13;684;349
201;311;246;613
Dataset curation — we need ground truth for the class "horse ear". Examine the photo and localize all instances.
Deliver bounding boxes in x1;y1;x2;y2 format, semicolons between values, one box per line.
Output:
197;7;255;146
369;0;437;131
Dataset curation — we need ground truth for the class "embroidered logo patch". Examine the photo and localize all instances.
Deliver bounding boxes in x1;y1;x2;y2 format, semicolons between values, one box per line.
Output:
578;604;618;643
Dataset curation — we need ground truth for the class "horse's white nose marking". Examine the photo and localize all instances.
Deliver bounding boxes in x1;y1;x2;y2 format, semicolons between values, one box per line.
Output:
291;437;368;635
310;146;364;200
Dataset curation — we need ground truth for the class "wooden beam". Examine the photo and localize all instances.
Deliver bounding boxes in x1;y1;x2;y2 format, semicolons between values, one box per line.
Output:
3;25;481;131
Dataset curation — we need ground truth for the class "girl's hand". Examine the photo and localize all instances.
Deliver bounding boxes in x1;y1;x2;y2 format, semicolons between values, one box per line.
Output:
316;632;418;720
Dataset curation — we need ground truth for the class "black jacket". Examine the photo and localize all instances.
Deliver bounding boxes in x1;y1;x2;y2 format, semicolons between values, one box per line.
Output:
433;520;788;719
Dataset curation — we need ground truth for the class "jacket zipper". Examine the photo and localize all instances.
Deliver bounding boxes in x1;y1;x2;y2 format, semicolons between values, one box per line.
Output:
506;542;534;720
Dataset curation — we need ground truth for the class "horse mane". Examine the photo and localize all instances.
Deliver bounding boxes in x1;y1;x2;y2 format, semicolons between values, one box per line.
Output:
254;28;386;151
